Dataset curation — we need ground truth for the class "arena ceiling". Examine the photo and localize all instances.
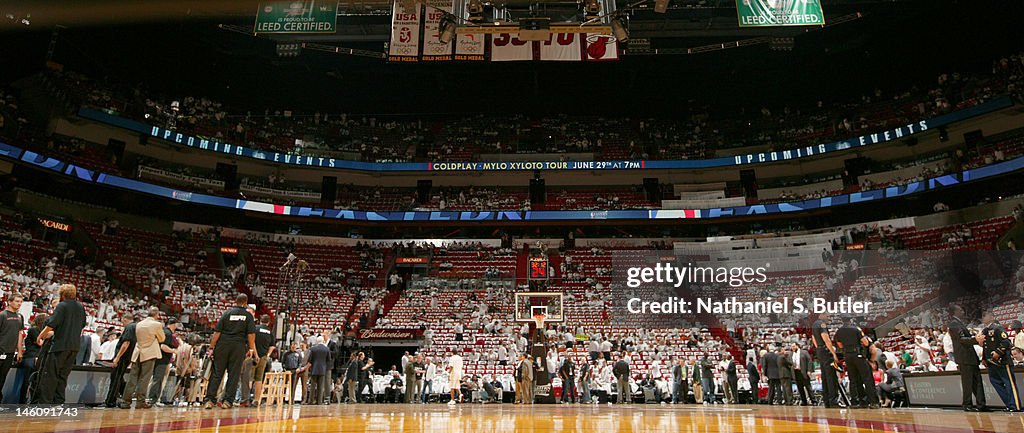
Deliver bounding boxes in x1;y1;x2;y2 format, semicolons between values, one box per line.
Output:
0;0;1021;116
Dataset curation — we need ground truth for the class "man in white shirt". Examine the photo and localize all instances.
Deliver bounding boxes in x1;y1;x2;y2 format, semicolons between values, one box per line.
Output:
88;329;104;364
421;357;436;403
942;330;958;371
546;348;560;382
98;332;119;362
447;352;464;405
588;339;601;362
600;339;612;360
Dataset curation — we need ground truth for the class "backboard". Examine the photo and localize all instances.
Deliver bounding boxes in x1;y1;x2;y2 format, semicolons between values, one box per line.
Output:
514;292;564;323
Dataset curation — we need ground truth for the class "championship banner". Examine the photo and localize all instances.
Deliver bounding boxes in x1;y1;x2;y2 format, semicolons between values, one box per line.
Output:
584;33;620;61
455;32;486;61
736;0;825;27
388;1;422;62
254;1;337;34
491;33;534;61
421;0;455;61
539;33;583;62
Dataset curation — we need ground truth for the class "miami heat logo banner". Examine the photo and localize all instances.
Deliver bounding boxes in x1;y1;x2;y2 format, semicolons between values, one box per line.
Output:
421;0;455;61
388;1;421;62
584;33;619;61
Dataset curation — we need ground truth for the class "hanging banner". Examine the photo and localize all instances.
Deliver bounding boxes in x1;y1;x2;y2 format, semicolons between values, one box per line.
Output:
584;33;620;61
736;0;825;27
455;32;487;61
491;33;534;61
422;0;455;61
539;33;583;61
254;1;337;34
388;1;422;62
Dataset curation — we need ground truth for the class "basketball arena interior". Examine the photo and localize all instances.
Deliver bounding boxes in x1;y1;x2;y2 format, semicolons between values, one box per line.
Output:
2;0;1024;432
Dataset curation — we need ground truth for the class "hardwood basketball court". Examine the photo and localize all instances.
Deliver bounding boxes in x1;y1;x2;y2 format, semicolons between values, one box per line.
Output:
5;404;1024;433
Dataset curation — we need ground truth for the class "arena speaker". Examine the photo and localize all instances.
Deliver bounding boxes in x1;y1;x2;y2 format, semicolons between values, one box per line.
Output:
643;178;659;202
530;178;546;204
417;180;432;203
739;169;758;199
107;138;126;165
963;129;984;146
215;162;239;192
842;157;870;187
320;176;338;205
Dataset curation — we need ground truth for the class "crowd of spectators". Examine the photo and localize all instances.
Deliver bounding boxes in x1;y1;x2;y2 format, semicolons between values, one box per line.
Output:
39;51;1024;165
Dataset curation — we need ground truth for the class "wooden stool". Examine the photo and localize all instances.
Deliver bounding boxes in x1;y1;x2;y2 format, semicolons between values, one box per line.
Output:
259;372;293;406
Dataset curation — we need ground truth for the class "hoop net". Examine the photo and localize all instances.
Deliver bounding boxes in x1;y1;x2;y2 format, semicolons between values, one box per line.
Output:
532;313;547;330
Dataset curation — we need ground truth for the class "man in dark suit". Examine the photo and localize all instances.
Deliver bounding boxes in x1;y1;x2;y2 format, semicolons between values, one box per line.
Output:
725;354;738;404
344;352;364;403
792;343;813;406
746;357;761;404
559;356;577;403
613;354;631;404
778;348;794;405
305;337;332;405
762;346;781;405
700;354;716;404
949;304;987;412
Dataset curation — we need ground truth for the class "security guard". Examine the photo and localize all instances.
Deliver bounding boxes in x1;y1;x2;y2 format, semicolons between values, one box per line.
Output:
948;304;986;412
811;312;840;408
834;316;880;409
979;310;1022;412
204;293;257;409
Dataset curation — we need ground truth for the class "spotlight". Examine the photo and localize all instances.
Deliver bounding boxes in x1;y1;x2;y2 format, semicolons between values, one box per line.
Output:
584;0;601;18
438;14;457;43
654;0;669;13
610;14;629;42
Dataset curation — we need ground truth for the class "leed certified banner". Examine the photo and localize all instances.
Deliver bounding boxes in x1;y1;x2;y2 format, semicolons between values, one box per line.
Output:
254;1;337;34
736;0;825;27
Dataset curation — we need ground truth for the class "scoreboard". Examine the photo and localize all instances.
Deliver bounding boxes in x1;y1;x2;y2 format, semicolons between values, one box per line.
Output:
529;257;549;280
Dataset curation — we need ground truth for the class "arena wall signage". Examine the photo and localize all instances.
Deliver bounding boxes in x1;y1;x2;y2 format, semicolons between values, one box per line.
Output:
254;1;337;34
78;96;1014;172
38;218;72;232
358;329;424;340
736;0;825;27
3;140;1024;223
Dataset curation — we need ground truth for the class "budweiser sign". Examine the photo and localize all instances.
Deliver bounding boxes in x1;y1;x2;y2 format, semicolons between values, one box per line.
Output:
358;328;424;340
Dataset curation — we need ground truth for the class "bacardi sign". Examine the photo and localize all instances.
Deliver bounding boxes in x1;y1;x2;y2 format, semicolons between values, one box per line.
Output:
39;218;72;232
